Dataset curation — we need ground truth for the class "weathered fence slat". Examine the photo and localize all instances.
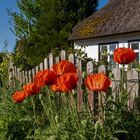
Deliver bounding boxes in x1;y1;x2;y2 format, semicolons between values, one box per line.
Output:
44;58;48;69
32;68;35;82
112;68;121;103
22;70;25;83
61;50;66;60
19;71;22;83
17;68;20;82
77;59;83;112
127;69;139;109
21;71;24;83
14;66;17;82
68;53;75;107
8;61;14;86
68;54;74;64
39;62;44;71
35;66;39;74
28;70;32;83
86;61;94;113
55;56;60;63
24;71;28;83
49;53;54;70
98;65;106;122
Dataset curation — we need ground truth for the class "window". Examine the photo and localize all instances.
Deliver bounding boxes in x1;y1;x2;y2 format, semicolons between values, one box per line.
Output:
99;43;118;68
129;41;140;68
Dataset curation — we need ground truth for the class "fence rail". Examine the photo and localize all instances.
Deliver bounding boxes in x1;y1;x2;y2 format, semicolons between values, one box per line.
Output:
9;50;140;111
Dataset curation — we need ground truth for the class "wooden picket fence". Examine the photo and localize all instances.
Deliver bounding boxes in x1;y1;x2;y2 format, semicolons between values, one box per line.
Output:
9;50;140;112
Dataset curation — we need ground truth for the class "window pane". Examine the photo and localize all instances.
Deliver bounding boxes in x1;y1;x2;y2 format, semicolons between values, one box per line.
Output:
136;53;139;61
110;54;116;68
100;45;108;61
132;53;139;68
109;44;116;54
100;45;107;52
131;42;139;50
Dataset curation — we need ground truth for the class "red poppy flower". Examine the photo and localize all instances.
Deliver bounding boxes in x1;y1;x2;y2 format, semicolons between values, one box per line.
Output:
84;73;111;92
51;84;61;92
52;60;76;76
43;70;57;85
51;73;78;92
114;48;136;64
12;91;26;103
34;70;57;88
34;70;45;88
23;83;40;96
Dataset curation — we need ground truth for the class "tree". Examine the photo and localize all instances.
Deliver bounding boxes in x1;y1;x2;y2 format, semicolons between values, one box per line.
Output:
10;0;98;69
9;0;41;39
0;40;10;85
9;0;41;69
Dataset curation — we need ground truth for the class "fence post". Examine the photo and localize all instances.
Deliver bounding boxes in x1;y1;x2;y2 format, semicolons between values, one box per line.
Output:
13;66;17;82
77;58;83;112
8;61;14;87
39;62;44;71
55;56;60;63
98;65;106;122
127;69;139;109
86;61;94;113
68;54;75;64
35;65;39;74
19;70;23;83
68;53;75;107
17;68;20;82
20;71;24;83
61;50;66;60
44;57;48;70
49;53;54;70
28;70;32;83
24;71;28;83
32;68;35;82
112;68;121;103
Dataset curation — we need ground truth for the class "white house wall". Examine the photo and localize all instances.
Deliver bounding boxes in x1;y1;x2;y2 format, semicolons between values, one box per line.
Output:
74;32;140;61
85;45;99;61
74;44;99;61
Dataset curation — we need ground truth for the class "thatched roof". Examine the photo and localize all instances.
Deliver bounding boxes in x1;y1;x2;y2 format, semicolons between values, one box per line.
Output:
69;0;140;41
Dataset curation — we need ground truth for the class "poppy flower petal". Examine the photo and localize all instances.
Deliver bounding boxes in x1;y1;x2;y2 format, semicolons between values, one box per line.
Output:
84;73;111;92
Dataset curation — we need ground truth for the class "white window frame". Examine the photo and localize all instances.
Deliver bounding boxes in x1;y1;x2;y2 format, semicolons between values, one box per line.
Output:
129;41;140;67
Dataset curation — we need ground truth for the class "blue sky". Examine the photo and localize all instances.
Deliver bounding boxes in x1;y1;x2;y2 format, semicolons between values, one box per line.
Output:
0;0;108;52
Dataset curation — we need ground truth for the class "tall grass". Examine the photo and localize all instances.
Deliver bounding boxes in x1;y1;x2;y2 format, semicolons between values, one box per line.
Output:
0;74;140;139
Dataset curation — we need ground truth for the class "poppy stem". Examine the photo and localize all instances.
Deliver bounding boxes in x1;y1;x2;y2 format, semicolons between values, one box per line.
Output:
98;91;104;125
47;88;56;126
120;64;125;102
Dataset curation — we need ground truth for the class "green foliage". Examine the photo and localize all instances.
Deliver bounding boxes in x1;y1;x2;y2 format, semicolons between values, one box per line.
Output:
0;79;140;139
0;52;10;85
102;94;140;140
9;0;41;39
10;0;98;69
0;82;33;139
1;54;140;139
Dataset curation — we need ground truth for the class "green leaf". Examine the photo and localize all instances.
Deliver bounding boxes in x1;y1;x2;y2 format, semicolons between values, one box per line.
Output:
114;130;129;134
